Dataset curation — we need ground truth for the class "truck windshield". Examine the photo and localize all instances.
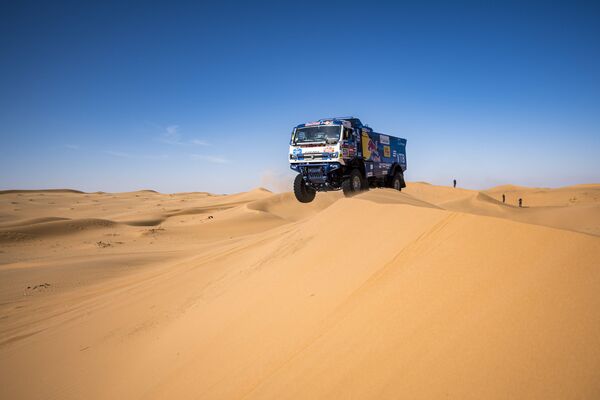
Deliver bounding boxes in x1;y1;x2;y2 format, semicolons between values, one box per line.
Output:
293;126;341;144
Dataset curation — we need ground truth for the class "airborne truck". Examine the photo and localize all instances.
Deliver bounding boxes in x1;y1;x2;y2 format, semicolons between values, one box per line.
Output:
289;117;407;203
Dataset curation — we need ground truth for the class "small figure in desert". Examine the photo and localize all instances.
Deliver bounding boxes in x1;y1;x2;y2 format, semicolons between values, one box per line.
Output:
453;179;457;188
502;194;505;203
519;198;523;208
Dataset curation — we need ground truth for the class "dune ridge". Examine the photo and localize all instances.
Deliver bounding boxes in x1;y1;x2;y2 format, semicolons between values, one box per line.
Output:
0;189;85;195
0;182;599;399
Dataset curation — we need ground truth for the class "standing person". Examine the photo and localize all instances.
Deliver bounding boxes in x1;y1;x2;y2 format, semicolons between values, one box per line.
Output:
453;179;456;188
519;198;523;208
502;194;505;203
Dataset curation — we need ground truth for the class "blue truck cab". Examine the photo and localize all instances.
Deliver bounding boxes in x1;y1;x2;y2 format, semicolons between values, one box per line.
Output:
289;117;407;203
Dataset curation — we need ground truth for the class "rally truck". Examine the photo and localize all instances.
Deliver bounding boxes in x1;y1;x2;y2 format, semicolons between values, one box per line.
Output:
289;117;407;203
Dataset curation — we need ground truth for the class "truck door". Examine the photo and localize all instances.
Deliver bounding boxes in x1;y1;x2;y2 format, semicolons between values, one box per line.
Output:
342;127;358;159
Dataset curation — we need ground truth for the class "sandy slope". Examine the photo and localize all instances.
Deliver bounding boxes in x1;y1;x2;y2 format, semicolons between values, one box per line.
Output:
0;183;599;399
404;182;600;236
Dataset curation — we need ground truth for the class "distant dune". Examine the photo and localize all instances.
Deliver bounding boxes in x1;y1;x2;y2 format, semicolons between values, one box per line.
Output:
0;188;85;195
404;182;600;235
0;182;599;399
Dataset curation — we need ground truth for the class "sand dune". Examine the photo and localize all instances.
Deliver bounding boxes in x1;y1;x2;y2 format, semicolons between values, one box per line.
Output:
246;191;342;221
404;182;600;236
484;183;600;207
0;183;599;399
0;218;117;243
0;189;85;195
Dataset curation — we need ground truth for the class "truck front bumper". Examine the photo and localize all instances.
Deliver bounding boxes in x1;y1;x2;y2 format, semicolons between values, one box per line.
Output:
290;162;343;189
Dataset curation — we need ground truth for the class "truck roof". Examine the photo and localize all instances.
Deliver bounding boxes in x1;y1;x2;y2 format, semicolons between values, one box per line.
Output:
295;117;364;129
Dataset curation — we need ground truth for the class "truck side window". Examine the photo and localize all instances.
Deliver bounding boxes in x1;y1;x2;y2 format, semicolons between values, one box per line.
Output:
343;128;353;141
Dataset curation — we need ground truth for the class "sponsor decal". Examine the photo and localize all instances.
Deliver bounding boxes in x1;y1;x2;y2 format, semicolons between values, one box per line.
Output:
379;134;390;145
368;138;381;162
367;172;373;177
383;146;391;158
292;148;303;155
362;135;370;158
324;146;335;153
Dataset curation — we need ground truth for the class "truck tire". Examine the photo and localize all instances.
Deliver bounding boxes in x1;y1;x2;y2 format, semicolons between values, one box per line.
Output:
342;169;367;197
293;174;316;203
392;172;403;191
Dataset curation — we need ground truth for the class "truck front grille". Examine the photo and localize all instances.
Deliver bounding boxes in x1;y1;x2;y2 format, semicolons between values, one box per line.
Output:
298;153;330;161
307;166;326;182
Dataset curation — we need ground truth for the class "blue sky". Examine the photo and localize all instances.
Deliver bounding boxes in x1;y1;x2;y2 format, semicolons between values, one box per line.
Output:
1;1;599;193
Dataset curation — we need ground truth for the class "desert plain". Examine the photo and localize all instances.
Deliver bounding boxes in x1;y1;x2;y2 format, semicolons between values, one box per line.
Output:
0;182;599;399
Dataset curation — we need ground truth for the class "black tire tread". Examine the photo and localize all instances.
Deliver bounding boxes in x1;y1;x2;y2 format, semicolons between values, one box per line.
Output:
342;169;367;197
293;174;316;203
392;172;403;191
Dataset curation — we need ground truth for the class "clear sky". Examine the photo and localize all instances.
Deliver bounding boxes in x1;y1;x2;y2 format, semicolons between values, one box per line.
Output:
1;1;599;193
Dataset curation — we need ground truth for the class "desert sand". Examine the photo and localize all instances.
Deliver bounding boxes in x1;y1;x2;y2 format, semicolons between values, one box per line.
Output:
1;182;599;399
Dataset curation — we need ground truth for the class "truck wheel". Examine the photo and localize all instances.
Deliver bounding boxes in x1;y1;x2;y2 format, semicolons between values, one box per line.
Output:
293;174;316;203
342;169;366;197
392;172;403;191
